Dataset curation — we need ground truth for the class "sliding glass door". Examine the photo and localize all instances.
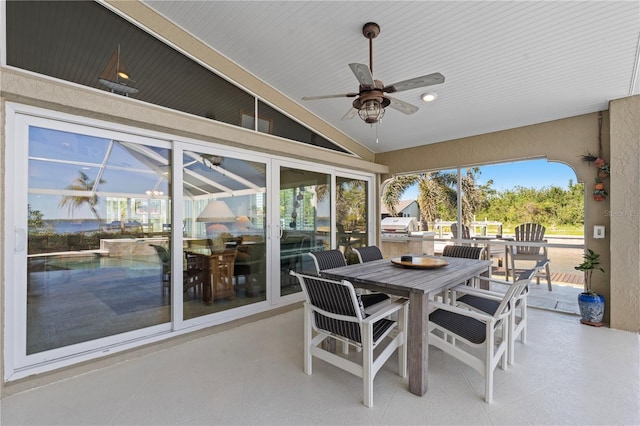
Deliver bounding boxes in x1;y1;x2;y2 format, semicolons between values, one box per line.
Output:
21;121;172;358
278;166;330;296
5;105;375;379
182;149;267;320
336;175;370;264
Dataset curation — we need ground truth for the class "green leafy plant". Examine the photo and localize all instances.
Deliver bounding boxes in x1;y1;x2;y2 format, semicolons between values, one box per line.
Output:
575;249;604;295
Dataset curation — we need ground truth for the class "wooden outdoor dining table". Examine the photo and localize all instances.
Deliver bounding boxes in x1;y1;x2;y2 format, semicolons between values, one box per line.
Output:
321;255;491;397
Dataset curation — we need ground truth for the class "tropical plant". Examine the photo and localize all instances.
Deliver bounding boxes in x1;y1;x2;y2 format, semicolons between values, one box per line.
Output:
574;248;604;295
383;168;488;231
28;204;46;230
59;171;105;224
336;180;366;231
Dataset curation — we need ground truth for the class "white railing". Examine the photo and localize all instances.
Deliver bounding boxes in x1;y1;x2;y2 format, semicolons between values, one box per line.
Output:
432;220;503;238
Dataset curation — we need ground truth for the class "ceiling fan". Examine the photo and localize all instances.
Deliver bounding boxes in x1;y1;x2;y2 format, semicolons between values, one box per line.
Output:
302;22;445;124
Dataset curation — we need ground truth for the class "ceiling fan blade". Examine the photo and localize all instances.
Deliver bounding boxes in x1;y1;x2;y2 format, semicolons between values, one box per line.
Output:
384;72;445;93
302;93;358;100
387;96;419;115
341;107;358;120
349;63;375;89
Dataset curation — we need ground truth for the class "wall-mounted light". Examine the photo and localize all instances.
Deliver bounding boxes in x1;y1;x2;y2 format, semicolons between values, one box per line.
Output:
421;92;438;102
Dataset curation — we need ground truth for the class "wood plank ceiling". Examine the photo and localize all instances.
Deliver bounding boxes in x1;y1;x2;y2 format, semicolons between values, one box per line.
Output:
142;1;640;154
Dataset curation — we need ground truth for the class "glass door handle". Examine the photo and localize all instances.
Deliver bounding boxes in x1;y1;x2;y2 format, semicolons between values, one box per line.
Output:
15;227;26;252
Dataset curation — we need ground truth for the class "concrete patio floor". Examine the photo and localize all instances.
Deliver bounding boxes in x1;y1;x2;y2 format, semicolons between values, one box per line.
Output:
491;266;583;315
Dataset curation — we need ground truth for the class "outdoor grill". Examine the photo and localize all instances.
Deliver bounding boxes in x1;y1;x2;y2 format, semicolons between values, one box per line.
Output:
381;217;419;236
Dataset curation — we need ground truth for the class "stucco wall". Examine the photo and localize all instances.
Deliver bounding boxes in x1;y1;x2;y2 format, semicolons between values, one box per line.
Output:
609;95;640;332
376;112;619;326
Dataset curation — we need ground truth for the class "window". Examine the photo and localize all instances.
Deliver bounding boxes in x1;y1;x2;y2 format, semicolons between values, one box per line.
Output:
5;0;349;154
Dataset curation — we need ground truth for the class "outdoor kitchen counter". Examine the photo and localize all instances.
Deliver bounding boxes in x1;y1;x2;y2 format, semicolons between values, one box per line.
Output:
380;231;435;257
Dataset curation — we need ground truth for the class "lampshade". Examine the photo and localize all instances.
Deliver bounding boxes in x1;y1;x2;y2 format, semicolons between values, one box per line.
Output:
196;200;235;222
236;215;252;227
235;215;252;231
206;223;229;234
358;99;385;124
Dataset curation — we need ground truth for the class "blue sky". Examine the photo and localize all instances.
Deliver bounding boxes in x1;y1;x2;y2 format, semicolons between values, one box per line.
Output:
403;159;578;199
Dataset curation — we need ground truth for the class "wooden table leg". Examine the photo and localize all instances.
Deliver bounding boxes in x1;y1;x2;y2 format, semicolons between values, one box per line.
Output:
407;291;429;396
202;271;212;304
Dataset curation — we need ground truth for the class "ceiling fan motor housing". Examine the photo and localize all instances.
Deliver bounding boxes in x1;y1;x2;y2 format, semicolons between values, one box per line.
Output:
352;80;391;110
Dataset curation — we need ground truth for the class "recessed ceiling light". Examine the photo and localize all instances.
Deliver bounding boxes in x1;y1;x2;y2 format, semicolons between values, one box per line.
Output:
421;92;438;102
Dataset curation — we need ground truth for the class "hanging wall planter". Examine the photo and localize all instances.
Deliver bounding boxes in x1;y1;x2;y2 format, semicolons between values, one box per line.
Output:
593;179;607;201
582;112;610;201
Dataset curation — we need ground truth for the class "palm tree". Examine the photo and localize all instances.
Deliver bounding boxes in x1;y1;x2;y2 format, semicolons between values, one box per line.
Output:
336;180;366;231
383;169;488;230
382;175;420;217
460;168;490;225
59;171;105;225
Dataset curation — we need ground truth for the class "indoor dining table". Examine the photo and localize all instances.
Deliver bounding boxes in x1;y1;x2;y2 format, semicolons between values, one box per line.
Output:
321;255;491;397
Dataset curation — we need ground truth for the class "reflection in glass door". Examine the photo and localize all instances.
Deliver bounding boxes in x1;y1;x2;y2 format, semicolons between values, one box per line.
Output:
26;126;171;354
336;176;369;264
279;167;330;296
182;151;267;320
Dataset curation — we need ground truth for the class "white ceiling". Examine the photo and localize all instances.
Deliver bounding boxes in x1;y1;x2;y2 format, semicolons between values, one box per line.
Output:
142;1;640;155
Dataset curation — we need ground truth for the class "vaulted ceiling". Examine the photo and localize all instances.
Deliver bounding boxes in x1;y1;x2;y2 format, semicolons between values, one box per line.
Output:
142;1;640;154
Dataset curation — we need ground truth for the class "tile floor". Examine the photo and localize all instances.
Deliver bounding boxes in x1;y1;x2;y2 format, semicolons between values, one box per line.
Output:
1;306;639;425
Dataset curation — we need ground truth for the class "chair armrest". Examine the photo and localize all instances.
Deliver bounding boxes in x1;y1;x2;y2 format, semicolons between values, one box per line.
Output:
429;300;496;324
305;302;361;324
475;276;519;290
363;298;408;324
451;285;504;301
474;276;522;293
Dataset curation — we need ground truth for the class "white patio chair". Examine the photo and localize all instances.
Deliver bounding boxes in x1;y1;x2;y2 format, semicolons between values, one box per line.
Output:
449;262;544;365
308;250;390;309
353;245;383;263
290;271;409;408
439;244;486;299
428;275;529;403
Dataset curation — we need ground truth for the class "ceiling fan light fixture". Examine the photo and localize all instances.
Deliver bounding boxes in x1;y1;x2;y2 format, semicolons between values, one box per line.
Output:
421;92;438;102
358;99;385;124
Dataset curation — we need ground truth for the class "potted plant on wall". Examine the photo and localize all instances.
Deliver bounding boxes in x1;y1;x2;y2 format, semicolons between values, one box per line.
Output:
575;248;605;326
